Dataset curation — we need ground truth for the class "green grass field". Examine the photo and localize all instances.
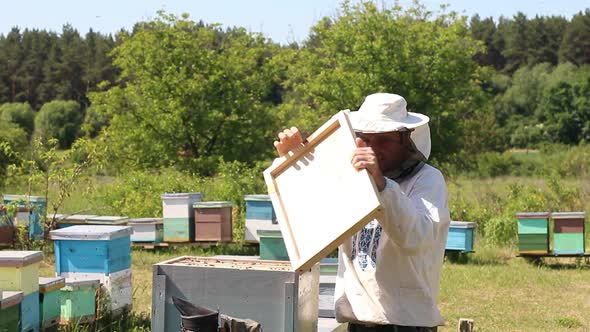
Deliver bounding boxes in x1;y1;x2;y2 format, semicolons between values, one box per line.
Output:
17;174;590;331
36;241;590;332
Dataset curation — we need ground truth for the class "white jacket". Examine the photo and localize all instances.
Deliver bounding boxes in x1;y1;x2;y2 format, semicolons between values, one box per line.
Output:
334;164;451;327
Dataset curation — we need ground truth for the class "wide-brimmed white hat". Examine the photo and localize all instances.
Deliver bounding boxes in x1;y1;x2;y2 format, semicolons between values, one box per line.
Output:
349;93;429;132
349;93;431;160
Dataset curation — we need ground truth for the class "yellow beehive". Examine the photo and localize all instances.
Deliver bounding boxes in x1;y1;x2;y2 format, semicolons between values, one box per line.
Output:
0;251;42;295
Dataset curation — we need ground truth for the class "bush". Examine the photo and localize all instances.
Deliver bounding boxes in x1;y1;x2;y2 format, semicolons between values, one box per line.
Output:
0;121;28;187
0;102;35;137
35;100;83;148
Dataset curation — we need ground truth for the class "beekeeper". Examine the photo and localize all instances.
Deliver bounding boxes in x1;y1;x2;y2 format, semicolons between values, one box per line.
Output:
274;93;450;332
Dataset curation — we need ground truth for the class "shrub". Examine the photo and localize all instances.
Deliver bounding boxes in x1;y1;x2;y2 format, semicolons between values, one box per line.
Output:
0;102;35;137
35;100;84;148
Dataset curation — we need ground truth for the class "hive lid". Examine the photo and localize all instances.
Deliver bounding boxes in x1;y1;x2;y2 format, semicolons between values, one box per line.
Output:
39;277;66;293
54;214;99;223
128;217;163;224
3;194;46;203
193;201;234;208
62;278;100;290
450;221;476;228
159;255;293;272
515;212;550;219
49;225;133;240
0;291;23;309
551;212;585;219
161;192;203;200
0;250;43;267
244;194;271;201
256;229;282;237
86;216;129;224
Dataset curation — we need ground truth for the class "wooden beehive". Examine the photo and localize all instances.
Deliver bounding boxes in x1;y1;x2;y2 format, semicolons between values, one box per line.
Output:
245;194;279;243
161;193;202;242
59;279;100;325
100;268;133;316
3;194;46;240
86;216;129;226
50;226;132;275
258;229;289;261
193;201;233;242
152;255;319;332
53;214;98;229
446;221;476;252
516;212;550;254
0;206;14;247
0;291;23;332
551;212;586;255
0;251;42;295
39;276;65;329
128;218;163;243
21;291;40;332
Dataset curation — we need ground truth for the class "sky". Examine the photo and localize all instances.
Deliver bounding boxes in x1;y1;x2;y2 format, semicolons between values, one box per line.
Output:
1;0;588;44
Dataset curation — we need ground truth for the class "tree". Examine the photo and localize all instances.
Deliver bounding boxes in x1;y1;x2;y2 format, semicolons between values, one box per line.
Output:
470;15;504;69
559;9;590;65
277;2;485;160
0;121;27;187
35;100;83;148
0;102;35;137
89;12;282;173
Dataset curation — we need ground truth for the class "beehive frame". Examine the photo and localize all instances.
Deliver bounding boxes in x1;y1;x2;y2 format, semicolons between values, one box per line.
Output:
264;111;382;271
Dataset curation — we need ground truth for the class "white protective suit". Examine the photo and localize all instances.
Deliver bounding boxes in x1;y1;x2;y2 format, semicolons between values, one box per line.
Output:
335;96;451;327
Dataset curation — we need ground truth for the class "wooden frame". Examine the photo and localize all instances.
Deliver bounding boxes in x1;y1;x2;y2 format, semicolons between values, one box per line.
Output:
264;111;382;271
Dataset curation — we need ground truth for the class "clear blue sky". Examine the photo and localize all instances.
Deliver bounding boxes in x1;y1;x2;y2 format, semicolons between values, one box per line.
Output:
1;0;588;44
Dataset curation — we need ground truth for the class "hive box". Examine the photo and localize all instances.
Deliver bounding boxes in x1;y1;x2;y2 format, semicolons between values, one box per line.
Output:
516;212;550;254
52;214;98;229
0;291;23;332
86;216;129;226
0;251;42;295
0;207;15;246
193;201;233;242
258;229;289;261
60;279;100;325
446;221;476;252
3;194;46;240
128;218;164;243
552;212;586;255
245;194;279;242
152;255;319;332
20;291;40;332
56;269;133;316
50;226;132;275
39;276;65;329
161;193;202;242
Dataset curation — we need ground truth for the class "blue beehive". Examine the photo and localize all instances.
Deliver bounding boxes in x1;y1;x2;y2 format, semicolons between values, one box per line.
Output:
49;226;132;275
20;291;40;332
3;194;47;240
446;221;476;252
245;195;276;221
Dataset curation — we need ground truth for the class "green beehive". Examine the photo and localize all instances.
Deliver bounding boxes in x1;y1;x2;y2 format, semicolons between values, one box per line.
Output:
257;230;289;261
39;277;65;329
516;212;550;254
0;291;23;332
60;279;100;325
552;212;586;255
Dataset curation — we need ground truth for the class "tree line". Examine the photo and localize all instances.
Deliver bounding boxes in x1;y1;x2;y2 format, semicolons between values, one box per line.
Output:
0;3;589;179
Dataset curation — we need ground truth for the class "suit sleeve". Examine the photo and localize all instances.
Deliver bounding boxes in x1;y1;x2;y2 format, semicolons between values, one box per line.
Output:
377;169;450;255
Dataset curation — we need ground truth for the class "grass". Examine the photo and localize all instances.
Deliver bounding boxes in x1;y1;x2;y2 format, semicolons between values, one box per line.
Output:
35;240;590;332
13;174;590;331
